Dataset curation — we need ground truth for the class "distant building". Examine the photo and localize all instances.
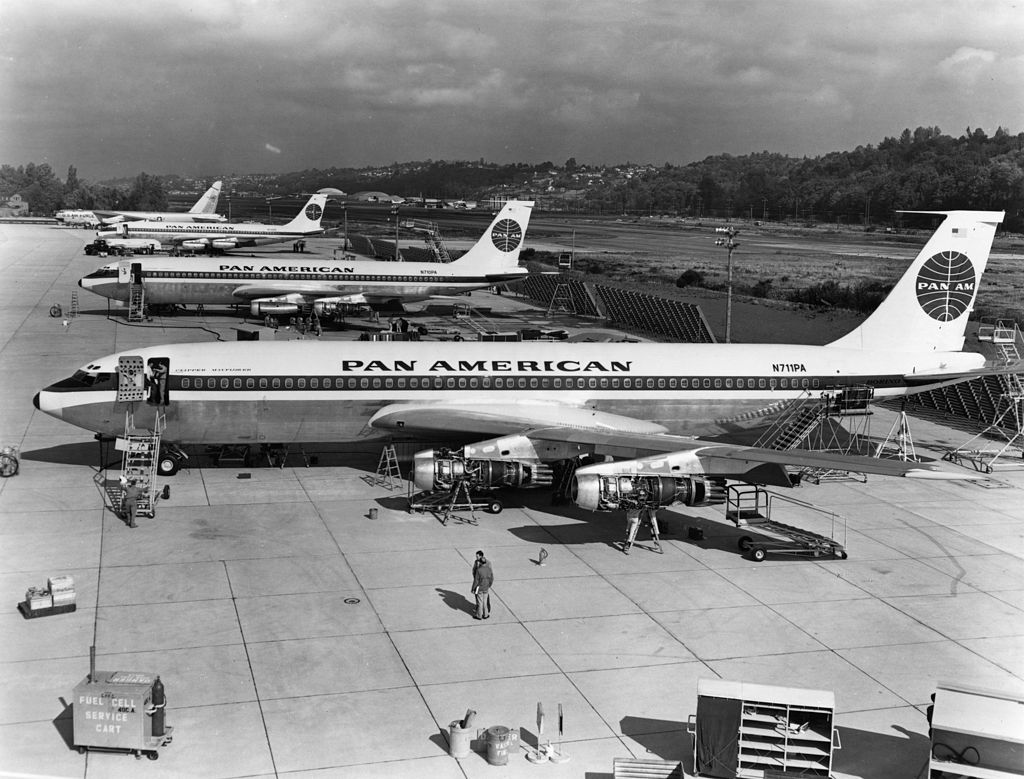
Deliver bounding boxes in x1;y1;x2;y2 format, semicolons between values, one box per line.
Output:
0;193;29;217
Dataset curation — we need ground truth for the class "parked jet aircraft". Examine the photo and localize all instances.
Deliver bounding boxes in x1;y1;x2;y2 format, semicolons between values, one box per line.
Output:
92;181;225;224
78;201;533;315
55;209;100;228
95;193;328;253
37;211;1001;504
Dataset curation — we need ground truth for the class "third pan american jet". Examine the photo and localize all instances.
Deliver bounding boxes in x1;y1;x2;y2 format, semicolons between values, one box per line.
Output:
38;211;1003;511
79;201;533;315
91;180;225;224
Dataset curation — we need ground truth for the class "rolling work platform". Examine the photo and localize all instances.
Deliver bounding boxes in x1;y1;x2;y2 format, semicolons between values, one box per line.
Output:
725;484;847;562
945;320;1024;473
754;386;874;483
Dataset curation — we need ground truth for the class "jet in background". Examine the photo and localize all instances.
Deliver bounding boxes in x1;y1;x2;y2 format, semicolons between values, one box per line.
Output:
92;181;225;224
39;211;1003;501
79;201;533;316
55;209;100;228
96;193;328;253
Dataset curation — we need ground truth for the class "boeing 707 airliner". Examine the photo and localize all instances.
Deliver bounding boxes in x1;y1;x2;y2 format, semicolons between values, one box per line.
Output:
37;211;1003;511
96;193;327;252
80;201;533;314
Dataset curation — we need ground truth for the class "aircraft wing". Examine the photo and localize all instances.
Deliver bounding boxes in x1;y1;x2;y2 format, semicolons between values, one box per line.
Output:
368;401;972;485
231;283;369;301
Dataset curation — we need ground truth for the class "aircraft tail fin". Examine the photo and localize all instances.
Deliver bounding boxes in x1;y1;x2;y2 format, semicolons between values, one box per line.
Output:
450;201;534;272
189;181;223;214
827;210;1004;352
282;194;329;233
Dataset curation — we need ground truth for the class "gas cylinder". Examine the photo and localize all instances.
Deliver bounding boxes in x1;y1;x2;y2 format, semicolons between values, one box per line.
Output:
151;676;165;737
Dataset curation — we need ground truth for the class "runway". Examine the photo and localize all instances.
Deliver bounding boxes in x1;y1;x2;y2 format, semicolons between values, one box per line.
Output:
1;223;1022;778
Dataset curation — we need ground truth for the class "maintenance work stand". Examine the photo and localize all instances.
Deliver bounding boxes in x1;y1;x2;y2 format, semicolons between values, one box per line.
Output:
726;485;847;562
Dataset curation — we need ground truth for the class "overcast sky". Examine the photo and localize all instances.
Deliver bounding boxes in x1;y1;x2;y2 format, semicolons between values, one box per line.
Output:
2;0;1022;181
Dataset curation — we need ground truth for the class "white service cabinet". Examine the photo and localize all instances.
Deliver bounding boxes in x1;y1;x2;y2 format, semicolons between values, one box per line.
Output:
689;678;839;778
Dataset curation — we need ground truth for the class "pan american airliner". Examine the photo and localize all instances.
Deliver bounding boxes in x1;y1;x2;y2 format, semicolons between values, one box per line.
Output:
95;193;328;253
79;201;533;314
37;211;1003;513
92;181;225;224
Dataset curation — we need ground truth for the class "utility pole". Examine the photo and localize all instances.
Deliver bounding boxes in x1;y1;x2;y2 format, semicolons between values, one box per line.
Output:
715;226;740;343
391;205;402;261
266;195;282;222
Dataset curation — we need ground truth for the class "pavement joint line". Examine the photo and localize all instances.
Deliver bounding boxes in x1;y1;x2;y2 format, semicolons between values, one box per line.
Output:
222;558;280;778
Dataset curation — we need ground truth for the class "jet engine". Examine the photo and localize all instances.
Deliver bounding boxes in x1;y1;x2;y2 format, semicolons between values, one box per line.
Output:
211;239;238;250
182;239;208;250
250;300;300;316
413;448;553;492
571;472;712;512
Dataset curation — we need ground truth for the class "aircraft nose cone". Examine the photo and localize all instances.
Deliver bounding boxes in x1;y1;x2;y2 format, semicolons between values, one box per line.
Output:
78;278;83;288
33;392;39;410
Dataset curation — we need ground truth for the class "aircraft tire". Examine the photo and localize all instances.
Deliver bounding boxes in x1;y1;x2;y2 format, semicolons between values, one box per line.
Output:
157;454;181;477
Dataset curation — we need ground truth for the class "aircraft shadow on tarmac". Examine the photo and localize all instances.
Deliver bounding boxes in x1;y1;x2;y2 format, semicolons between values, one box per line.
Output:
21;442;110;469
506;491;760;558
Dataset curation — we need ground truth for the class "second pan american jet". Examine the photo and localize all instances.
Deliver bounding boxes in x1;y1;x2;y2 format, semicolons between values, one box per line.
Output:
39;211;1004;506
79;201;533;316
96;193;328;253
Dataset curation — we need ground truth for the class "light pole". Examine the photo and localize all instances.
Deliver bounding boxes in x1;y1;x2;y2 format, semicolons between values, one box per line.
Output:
715;226;740;343
391;205;402;261
266;195;282;222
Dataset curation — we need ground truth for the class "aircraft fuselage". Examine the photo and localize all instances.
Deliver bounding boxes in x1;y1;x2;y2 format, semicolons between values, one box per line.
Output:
34;340;985;446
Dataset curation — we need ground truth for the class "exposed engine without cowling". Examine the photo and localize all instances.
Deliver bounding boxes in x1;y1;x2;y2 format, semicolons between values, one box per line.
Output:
413;448;553;492
571;472;721;512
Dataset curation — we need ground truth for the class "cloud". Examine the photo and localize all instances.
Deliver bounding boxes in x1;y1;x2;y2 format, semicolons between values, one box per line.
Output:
1;0;1022;178
937;46;998;86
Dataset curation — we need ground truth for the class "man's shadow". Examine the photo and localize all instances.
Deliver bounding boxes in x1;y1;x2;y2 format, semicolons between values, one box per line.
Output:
435;588;475;616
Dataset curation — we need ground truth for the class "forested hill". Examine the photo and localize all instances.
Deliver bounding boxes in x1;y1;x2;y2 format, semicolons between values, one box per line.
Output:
2;126;1022;230
594;126;1022;227
220;126;1024;230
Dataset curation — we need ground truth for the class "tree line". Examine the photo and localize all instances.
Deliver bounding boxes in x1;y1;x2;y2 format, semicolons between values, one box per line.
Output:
3;125;1021;229
0;164;167;215
590;126;1024;230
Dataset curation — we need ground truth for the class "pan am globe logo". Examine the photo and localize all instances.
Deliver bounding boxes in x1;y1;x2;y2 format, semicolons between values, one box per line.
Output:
305;203;323;221
916;250;976;321
491;219;523;252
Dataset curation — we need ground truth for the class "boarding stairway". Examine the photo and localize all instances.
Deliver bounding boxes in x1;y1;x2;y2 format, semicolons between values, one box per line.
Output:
128;281;146;322
108;355;165;516
753;386;874;482
945;320;1024;472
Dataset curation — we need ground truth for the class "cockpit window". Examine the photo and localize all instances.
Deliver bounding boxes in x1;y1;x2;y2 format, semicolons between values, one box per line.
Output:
51;370;115;389
84;267;119;279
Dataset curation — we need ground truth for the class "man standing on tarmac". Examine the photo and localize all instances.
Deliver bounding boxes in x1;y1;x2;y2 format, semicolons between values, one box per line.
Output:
122;478;143;528
471;550;493;620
